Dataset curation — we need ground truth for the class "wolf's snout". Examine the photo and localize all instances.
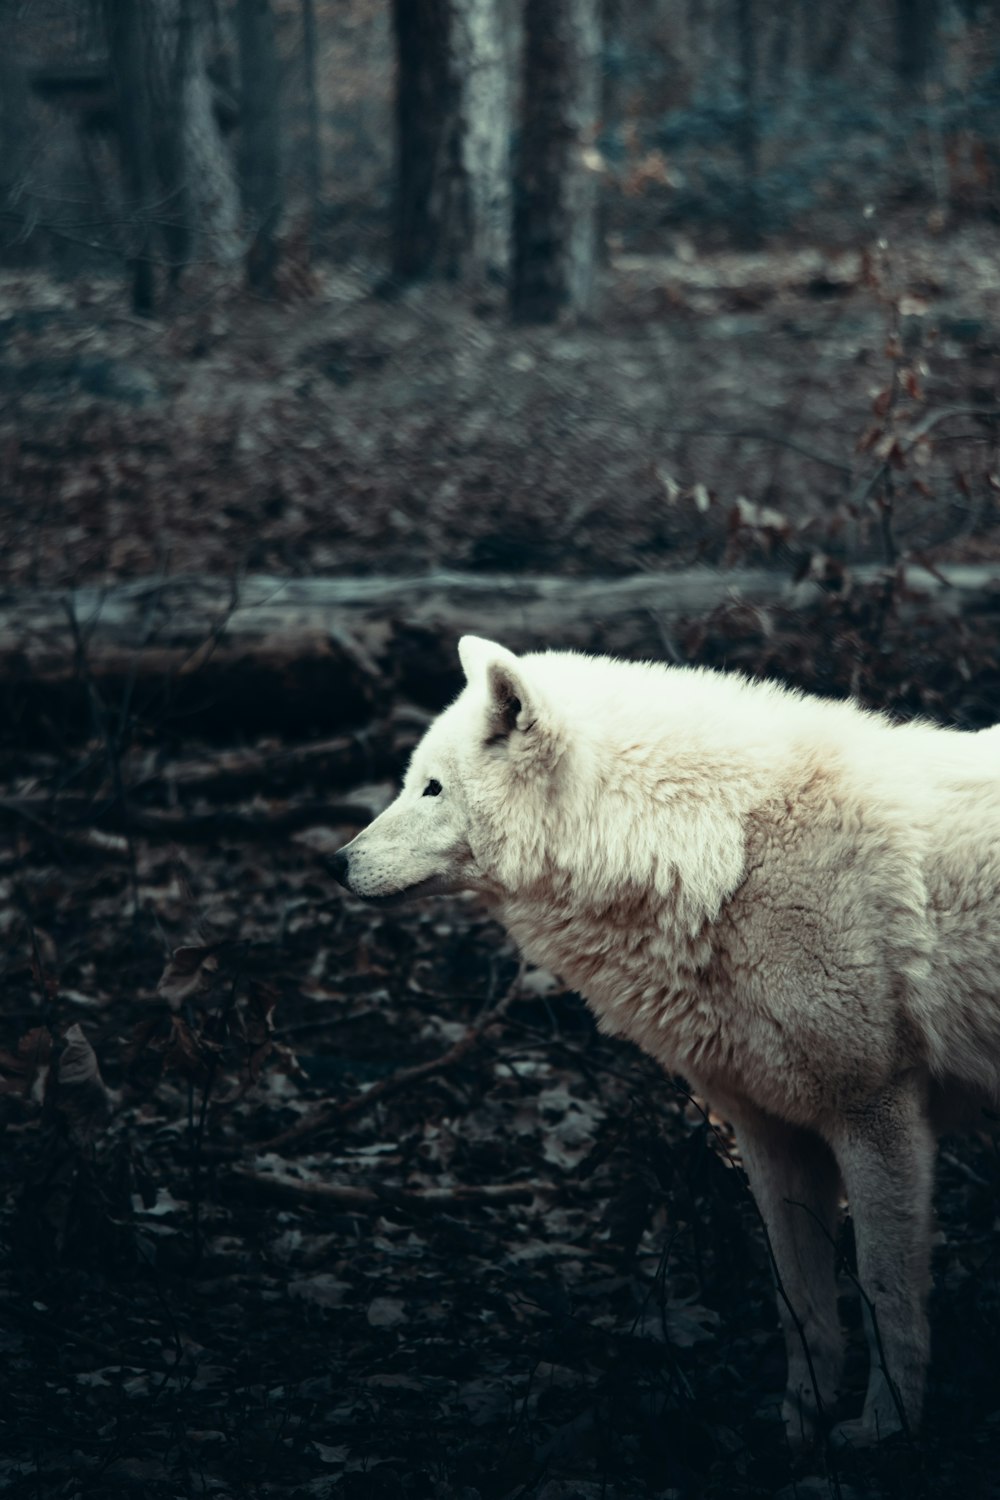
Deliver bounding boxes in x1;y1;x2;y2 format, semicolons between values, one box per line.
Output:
326;848;351;888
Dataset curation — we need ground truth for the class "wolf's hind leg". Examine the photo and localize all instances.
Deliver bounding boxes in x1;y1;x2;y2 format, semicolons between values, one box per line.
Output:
729;1104;843;1444
826;1082;934;1445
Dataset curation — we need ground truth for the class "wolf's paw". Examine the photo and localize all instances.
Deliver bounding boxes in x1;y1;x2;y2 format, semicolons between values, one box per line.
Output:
828;1368;914;1449
780;1357;841;1449
781;1391;824;1448
828;1396;909;1450
828;1416;911;1450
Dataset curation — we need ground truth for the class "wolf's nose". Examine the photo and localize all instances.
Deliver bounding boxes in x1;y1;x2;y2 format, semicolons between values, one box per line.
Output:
326;849;351;888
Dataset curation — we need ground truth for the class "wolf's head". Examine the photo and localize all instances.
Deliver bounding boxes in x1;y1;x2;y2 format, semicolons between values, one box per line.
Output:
331;637;751;924
329;636;566;903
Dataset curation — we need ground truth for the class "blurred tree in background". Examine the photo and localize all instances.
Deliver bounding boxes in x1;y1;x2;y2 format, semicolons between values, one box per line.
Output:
391;0;511;284
6;0;997;318
896;0;939;85
101;0;241;312
512;0;602;319
237;0;282;293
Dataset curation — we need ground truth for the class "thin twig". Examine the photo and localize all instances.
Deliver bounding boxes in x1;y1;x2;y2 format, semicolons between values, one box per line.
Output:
654;424;854;475
64;598;142;917
190;971;242;1265
849;406;1000;514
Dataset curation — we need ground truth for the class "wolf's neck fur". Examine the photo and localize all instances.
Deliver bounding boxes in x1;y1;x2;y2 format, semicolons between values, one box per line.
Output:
498;833;746;1080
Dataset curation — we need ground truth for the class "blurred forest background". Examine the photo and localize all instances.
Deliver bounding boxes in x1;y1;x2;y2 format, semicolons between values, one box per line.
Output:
2;3;1000;1498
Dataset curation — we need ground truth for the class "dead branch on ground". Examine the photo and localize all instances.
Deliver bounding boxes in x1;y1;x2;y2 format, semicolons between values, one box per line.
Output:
257;969;523;1152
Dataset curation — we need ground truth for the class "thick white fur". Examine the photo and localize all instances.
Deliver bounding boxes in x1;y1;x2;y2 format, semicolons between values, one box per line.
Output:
337;638;1000;1443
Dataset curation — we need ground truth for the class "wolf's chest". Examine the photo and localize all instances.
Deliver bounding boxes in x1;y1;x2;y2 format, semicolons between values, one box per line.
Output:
501;885;875;1124
504;896;740;1077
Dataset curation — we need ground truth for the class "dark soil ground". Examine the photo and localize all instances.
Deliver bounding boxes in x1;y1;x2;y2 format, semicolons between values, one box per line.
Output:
2;223;1000;1499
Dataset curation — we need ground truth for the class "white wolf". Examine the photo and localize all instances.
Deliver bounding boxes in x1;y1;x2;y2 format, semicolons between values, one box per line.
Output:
331;636;1000;1445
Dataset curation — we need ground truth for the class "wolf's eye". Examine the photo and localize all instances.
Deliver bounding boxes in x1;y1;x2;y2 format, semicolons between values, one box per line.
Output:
423;779;442;797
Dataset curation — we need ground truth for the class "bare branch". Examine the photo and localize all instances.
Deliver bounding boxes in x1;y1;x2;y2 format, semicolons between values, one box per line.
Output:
257;966;523;1152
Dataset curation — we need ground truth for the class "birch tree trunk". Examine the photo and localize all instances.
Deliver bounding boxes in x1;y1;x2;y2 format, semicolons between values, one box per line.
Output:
391;0;510;284
177;0;241;267
511;0;602;323
238;0;282;291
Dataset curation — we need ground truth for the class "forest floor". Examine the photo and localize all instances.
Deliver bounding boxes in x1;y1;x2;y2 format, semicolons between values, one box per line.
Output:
1;220;1000;1499
1;217;999;587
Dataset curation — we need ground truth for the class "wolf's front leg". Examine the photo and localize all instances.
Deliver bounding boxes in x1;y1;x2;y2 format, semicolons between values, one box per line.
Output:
826;1082;934;1445
728;1103;844;1443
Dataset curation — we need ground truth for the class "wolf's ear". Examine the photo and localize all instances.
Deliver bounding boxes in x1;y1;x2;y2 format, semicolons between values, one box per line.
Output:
458;635;511;684
458;636;534;743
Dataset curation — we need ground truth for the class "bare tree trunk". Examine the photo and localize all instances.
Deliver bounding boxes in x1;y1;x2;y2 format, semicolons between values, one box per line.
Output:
103;1;158;314
896;0;938;86
734;0;761;249
392;0;451;280
597;0;622;267
391;0;510;284
301;0;323;255
793;0;812;78
102;0;241;295
238;0;282;292
147;1;190;283
177;0;241;266
810;0;863;77
0;17;34;259
768;0;795;87
511;0;602;323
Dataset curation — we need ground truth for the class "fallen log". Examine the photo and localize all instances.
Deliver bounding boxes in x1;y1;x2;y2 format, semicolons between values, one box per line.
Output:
126;703;431;799
0;794;379;845
3;565;997;738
